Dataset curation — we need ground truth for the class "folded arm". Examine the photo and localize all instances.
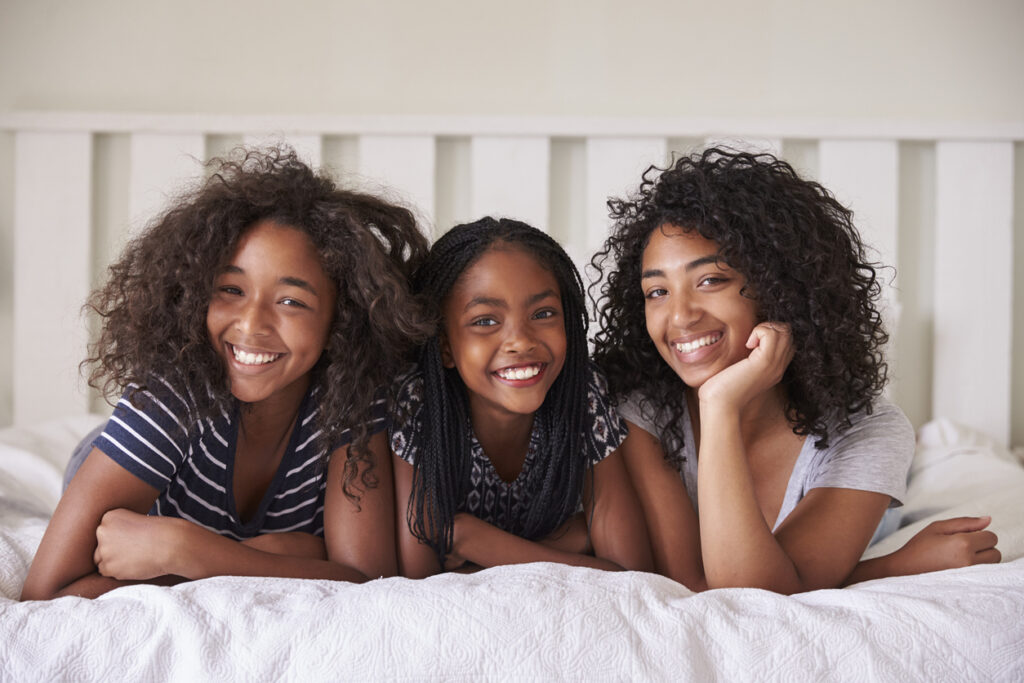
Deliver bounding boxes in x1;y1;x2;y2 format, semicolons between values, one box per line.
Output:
393;450;652;578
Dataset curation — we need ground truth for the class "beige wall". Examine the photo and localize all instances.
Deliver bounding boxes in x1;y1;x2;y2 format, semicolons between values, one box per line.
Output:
1;0;1022;122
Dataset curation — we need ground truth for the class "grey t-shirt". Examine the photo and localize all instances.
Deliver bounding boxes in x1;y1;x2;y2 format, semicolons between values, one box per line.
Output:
618;393;914;531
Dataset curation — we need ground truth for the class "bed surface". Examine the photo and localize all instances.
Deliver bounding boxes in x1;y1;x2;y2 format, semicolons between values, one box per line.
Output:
2;415;1023;681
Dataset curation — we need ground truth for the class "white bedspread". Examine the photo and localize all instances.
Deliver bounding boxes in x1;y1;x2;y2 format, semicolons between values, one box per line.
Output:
2;416;1023;681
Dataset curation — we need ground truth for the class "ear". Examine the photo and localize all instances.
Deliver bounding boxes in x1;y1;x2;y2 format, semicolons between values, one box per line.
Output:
440;334;455;369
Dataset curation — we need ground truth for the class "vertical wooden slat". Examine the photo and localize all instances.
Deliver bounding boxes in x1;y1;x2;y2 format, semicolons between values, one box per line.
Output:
0;132;14;427
433;137;471;237
933;141;1014;444
357;135;436;225
892;142;936;430
243;133;322;168
468;136;550;230
583;137;667;270
548;138;586;258
818;140;901;395
129;133;206;231
13;132;93;424
818;141;900;275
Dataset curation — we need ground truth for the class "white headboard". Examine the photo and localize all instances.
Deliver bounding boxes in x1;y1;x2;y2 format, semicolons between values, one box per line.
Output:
2;112;1021;446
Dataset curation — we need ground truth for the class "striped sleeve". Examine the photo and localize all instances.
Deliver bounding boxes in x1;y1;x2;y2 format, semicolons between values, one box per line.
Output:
94;377;192;490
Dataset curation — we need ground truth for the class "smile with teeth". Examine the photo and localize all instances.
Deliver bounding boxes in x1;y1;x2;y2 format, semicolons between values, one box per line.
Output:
674;332;722;354
495;364;543;381
231;344;282;366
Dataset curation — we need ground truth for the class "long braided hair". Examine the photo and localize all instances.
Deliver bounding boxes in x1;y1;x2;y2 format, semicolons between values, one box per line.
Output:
407;217;590;566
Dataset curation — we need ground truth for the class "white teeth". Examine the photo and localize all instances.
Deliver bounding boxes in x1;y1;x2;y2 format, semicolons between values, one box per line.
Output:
232;347;281;366
497;365;541;380
674;333;721;354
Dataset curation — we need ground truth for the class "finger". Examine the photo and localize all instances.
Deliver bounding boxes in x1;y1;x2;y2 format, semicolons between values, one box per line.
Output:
974;548;1002;565
928;516;991;534
968;530;999;552
746;327;762;350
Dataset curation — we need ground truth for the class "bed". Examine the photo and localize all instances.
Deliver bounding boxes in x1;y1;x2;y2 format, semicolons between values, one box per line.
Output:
1;113;1023;679
1;415;1022;680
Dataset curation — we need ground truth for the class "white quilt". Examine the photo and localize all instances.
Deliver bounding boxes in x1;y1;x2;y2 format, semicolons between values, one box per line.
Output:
2;416;1023;681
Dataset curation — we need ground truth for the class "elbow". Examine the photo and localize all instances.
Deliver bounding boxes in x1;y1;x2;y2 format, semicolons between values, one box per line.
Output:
20;580;70;602
19;586;50;602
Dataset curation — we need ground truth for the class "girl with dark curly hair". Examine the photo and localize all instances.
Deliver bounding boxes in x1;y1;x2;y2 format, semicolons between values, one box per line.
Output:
22;148;430;600
390;217;652;577
592;147;999;593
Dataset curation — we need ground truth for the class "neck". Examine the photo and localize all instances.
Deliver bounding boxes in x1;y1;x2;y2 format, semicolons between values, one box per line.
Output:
238;375;310;445
467;398;535;467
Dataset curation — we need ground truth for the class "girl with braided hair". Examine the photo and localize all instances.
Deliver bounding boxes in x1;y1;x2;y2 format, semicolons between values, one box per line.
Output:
592;147;1000;593
22;148;430;600
390;217;652;577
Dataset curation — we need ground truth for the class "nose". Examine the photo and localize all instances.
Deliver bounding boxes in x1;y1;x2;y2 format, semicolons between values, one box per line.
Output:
670;291;702;328
501;318;537;354
236;297;271;336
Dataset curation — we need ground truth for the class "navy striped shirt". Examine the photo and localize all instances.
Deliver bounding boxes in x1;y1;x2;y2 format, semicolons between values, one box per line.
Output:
95;376;383;540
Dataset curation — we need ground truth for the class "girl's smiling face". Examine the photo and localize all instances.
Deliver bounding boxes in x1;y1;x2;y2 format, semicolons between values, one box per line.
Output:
441;245;567;422
641;224;759;389
206;220;336;408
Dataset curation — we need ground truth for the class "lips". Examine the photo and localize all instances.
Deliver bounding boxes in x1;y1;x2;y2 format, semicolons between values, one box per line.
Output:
493;362;545;383
673;332;722;354
228;343;283;367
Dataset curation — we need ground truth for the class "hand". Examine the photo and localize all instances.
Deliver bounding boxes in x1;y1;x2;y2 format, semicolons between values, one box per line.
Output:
443;513;473;571
697;321;794;409
887;516;1000;576
94;509;185;580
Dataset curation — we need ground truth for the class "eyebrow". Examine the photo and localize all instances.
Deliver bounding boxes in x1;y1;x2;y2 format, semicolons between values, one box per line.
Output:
641;255;723;279
463;289;558;312
221;266;320;297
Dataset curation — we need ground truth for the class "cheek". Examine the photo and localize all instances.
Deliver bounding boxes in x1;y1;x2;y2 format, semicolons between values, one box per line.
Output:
205;304;222;340
643;304;661;340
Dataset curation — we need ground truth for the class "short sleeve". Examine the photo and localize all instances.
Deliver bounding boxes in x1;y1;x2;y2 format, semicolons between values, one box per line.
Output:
583;364;630;466
616;391;663;439
94;376;194;491
388;368;426;466
328;391;389;452
805;399;915;506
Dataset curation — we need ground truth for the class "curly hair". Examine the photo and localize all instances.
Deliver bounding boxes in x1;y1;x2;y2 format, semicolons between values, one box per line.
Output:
591;147;889;449
85;147;432;498
406;217;591;566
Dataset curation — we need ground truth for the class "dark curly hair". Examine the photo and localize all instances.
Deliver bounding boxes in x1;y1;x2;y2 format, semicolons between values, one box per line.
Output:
84;147;432;498
592;147;889;449
406;217;591;566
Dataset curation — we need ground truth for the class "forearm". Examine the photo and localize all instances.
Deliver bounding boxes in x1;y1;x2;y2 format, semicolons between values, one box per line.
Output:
697;407;803;592
537;512;591;555
843;555;896;585
50;573;184;600
456;516;623;571
167;524;368;583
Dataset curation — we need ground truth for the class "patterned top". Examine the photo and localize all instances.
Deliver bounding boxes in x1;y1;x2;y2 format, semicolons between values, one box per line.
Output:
94;375;385;540
390;363;628;535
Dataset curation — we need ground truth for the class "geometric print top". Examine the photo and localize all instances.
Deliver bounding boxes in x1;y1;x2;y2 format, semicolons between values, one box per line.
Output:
389;362;629;536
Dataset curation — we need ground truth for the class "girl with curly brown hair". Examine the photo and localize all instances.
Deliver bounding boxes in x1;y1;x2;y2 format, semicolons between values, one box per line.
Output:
22;148;430;600
592;148;999;593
